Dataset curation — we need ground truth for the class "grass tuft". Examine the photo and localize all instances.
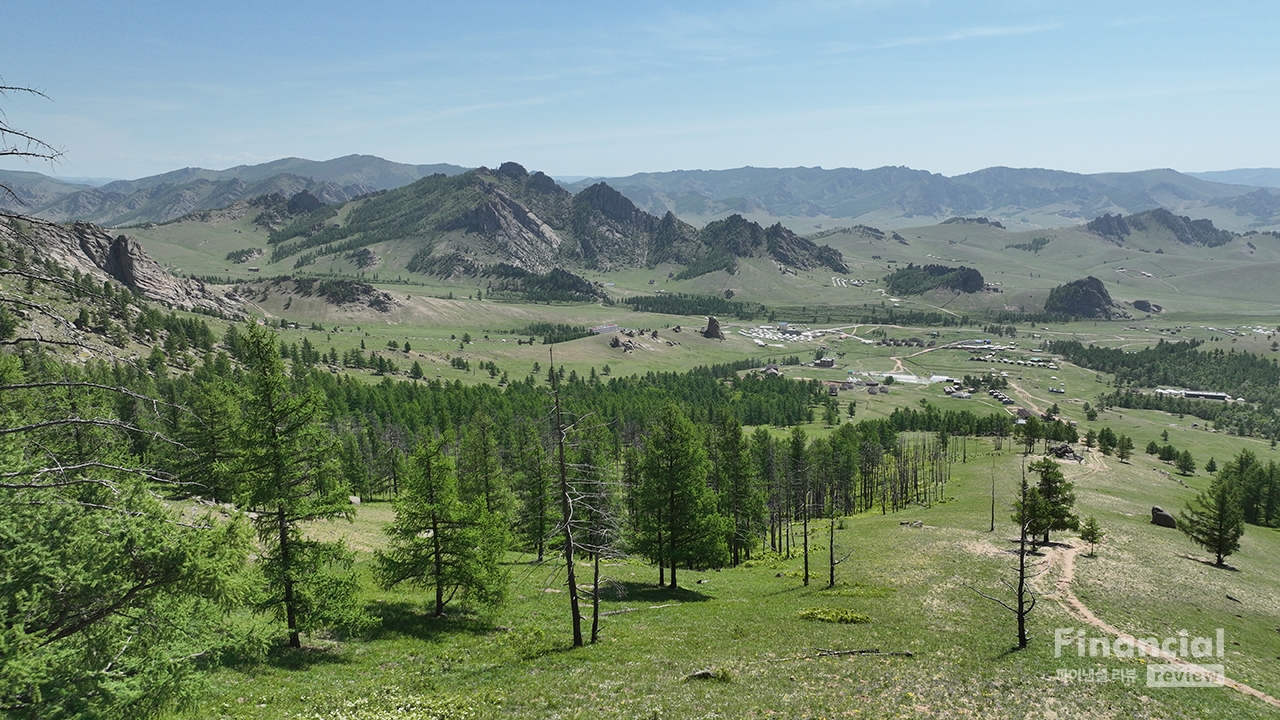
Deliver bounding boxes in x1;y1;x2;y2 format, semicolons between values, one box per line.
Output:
797;607;872;624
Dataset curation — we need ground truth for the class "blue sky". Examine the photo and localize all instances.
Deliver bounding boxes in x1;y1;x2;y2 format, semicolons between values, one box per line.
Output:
3;1;1278;180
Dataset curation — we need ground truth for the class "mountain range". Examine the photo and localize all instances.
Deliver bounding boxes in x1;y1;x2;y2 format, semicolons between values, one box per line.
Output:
562;166;1280;232
0;155;466;226
265;161;847;279
4;156;1280;234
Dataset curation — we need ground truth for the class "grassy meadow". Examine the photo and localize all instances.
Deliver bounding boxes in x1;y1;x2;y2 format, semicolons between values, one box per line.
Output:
166;431;1280;720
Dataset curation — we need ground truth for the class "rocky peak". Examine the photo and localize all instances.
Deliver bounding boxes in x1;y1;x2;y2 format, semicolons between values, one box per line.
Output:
575;182;654;227
495;162;529;180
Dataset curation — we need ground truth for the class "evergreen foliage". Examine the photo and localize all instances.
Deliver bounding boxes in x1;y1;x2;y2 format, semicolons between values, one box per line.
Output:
376;438;509;616
236;322;365;646
635;404;729;587
621;293;766;320
1179;473;1245;567
882;263;985;295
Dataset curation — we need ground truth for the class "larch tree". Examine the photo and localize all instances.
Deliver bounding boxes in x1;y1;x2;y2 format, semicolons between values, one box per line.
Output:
376;437;509;616
788;427;811;585
237;321;363;647
972;461;1045;650
457;410;512;520
512;416;553;562
636;403;727;589
1179;473;1245;567
710;413;763;565
1015;458;1078;545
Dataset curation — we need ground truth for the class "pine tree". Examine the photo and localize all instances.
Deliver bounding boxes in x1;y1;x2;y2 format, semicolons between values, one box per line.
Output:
1014;458;1078;544
1079;516;1105;557
376;438;508;616
1175;449;1196;476
1179;474;1245;567
1096;427;1116;455
237;322;363;647
1116;434;1134;462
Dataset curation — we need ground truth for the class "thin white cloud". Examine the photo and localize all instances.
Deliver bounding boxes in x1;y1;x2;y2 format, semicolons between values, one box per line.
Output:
862;22;1064;50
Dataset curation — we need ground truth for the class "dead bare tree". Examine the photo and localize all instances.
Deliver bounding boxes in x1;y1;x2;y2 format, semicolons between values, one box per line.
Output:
1;81;63;215
967;461;1045;650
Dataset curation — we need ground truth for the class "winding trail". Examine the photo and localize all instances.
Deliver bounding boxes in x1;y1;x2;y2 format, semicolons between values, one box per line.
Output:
1044;537;1280;709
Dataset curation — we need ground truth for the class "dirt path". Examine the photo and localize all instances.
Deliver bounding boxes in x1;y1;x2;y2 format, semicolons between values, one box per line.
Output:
1006;380;1043;415
1045;543;1280;709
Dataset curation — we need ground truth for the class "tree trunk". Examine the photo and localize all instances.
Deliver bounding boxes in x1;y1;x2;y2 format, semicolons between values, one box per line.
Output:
551;352;583;647
802;490;810;586
433;510;444;616
591;553;601;643
278;506;300;648
668;489;678;588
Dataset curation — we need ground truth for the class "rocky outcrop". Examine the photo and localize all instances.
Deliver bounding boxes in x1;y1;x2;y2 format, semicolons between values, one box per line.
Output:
568;182;670;268
764;223;849;273
1043;276;1124;319
703;316;726;340
2;220;243;317
1087;209;1235;247
1151;506;1177;529
439;188;563;273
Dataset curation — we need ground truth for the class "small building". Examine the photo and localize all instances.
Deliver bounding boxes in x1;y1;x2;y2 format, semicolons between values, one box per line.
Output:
815;357;836;368
953;391;971;399
590;323;620;334
1183;390;1231;401
762;363;782;376
867;386;879;395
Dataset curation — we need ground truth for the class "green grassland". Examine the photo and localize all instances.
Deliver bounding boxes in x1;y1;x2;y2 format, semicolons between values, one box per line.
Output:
163;432;1280;720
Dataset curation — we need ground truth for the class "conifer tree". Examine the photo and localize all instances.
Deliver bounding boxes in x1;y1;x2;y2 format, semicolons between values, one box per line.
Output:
1013;458;1078;545
1116;434;1134;462
710;413;763;565
512;417;553;561
1175;449;1197;476
636;404;728;588
1179;473;1245;567
237;322;362;647
376;438;509;616
1079;516;1104;557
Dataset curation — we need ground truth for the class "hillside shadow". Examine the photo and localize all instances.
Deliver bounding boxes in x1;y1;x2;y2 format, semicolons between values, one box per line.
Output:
363;601;495;642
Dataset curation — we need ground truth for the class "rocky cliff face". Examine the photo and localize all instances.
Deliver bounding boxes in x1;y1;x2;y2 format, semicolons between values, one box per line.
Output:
2;220;244;317
440;188;564;273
